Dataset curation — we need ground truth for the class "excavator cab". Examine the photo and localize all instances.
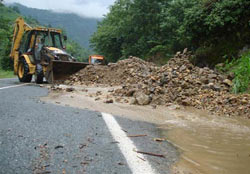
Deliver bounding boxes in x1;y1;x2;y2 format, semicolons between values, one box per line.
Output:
89;55;105;65
10;17;88;84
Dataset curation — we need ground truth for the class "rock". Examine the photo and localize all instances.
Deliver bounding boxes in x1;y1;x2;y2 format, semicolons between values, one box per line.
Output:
223;79;233;86
179;65;187;72
216;63;224;68
135;92;151;105
183;48;188;54
213;85;221;91
104;99;114;104
126;89;136;97
151;105;157;109
82;89;88;92
227;72;235;80
115;97;122;103
182;99;190;106
200;77;209;84
168;104;181;110
64;80;71;85
241;99;248;104
160;77;168;86
66;87;74;92
108;89;114;93
96;91;102;96
95;97;101;101
208;74;217;79
130;97;137;105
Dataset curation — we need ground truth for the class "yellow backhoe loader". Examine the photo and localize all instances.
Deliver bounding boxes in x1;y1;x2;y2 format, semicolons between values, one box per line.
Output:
10;17;88;84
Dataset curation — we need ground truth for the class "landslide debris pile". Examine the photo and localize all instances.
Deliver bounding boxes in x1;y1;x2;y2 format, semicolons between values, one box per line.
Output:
65;50;250;118
64;57;157;86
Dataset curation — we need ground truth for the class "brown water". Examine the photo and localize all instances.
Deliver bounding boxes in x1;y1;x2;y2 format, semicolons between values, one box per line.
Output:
44;87;250;174
160;109;250;174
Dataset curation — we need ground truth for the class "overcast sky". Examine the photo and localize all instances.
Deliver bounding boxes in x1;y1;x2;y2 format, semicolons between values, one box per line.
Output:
5;0;116;18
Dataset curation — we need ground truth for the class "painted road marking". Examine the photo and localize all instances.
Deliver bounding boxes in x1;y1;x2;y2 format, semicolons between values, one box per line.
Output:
102;112;157;174
0;84;29;90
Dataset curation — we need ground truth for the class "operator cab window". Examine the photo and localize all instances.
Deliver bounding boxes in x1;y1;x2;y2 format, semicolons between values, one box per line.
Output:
51;32;63;49
91;58;102;64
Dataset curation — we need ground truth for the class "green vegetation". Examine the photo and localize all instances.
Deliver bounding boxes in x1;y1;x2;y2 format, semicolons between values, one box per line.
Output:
0;3;16;71
0;2;41;71
91;0;250;66
0;68;15;79
221;53;250;93
66;40;90;62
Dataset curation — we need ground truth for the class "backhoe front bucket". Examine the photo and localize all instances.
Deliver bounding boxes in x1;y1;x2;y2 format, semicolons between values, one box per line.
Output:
46;60;88;83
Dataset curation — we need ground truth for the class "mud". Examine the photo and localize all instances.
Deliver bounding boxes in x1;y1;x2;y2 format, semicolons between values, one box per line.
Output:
42;86;250;174
161;109;250;174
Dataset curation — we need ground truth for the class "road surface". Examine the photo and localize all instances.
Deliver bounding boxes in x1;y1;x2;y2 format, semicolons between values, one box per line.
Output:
0;78;177;174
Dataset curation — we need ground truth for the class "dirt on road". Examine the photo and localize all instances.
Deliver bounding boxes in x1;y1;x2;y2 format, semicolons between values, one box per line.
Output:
43;85;250;174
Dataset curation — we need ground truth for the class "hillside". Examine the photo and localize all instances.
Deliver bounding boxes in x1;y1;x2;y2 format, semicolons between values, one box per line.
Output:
0;3;39;71
10;3;100;49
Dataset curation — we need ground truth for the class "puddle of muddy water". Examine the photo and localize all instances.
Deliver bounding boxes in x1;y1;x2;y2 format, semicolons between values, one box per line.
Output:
160;109;250;174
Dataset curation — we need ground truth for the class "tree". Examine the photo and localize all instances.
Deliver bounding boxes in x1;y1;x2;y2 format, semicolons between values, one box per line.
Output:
0;16;13;70
91;0;250;65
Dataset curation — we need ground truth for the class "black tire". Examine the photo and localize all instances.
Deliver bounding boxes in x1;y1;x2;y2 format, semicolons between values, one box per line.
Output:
17;58;32;83
35;64;44;84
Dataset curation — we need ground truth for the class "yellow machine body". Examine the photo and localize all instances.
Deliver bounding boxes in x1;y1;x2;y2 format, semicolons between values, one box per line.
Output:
10;17;88;83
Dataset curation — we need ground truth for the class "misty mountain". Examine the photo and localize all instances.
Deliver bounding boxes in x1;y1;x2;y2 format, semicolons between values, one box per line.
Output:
10;3;100;49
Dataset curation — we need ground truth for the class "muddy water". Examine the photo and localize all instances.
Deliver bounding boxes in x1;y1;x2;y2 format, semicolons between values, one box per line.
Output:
44;87;250;174
160;109;250;174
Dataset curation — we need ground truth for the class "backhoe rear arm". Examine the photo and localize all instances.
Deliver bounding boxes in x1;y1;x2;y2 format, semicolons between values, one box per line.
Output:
10;17;31;74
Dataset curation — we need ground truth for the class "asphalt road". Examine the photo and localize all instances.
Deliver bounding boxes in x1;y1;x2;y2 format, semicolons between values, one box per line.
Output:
0;78;178;174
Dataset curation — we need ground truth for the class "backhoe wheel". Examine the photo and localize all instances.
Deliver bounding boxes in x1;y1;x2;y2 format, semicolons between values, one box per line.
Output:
17;58;32;83
35;64;44;84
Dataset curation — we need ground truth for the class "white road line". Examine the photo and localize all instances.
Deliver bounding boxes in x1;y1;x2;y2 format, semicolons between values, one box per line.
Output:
102;112;157;174
0;84;28;90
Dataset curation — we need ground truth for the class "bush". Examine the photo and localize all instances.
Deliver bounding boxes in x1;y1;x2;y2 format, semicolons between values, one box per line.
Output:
231;52;250;93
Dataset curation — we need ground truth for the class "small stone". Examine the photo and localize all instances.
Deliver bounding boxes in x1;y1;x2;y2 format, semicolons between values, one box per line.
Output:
130;97;137;105
208;74;217;79
183;48;188;54
104;99;113;104
181;99;190;106
108;89;114;93
66;87;74;92
95;97;101;101
64;80;71;85
241;99;248;104
179;65;186;72
200;77;209;84
126;89;136;97
223;79;233;86
151;105;157;109
227;72;235;80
